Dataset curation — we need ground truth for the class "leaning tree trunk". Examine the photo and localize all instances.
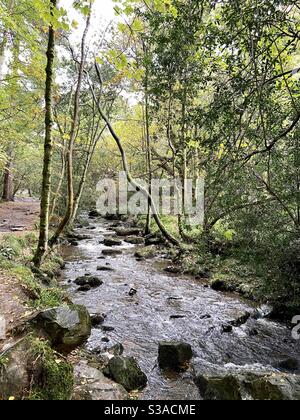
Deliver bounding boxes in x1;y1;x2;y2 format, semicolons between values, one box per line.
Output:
88;64;181;248
2;158;14;201
32;0;57;267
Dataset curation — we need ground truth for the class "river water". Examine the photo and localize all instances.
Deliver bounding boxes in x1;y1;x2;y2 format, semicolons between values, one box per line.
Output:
60;217;300;400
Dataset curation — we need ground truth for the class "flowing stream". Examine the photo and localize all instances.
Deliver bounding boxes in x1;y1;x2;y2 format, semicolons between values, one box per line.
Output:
60;216;300;400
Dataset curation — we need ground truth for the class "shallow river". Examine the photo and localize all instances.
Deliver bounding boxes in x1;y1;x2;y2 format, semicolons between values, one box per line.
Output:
60;217;300;400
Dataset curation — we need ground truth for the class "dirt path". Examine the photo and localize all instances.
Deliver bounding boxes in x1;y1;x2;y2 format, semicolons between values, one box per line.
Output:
0;199;40;235
0;200;40;351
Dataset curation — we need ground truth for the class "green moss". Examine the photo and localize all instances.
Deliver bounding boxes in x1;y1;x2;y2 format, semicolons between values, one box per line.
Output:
0;234;65;310
0;355;9;370
28;338;74;401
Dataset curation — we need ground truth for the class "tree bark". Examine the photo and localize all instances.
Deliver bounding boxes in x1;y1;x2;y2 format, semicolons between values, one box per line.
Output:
70;125;106;225
49;5;92;246
32;0;57;267
144;60;152;236
2;157;14;201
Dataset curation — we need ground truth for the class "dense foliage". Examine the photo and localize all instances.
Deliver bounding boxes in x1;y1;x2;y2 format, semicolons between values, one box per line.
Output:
1;0;300;316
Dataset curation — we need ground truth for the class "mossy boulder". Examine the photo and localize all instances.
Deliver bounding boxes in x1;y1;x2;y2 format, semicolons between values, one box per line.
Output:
195;364;300;400
107;356;147;392
73;362;129;400
115;227;142;237
33;305;91;353
102;249;123;256
158;341;193;371
104;237;123;247
134;247;157;260
211;278;234;292
124;236;145;245
74;276;103;288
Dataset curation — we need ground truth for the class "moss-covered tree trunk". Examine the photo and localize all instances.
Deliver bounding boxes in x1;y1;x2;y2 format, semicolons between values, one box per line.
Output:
33;0;57;267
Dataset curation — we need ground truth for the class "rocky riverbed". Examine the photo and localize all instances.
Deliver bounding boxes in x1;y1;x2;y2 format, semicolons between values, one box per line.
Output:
59;216;300;400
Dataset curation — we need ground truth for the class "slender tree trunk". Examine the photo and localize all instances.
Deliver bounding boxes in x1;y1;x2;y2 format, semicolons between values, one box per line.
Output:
49;6;92;246
32;0;57;267
144;65;152;235
0;38;7;81
70;130;103;225
49;147;66;221
2;157;14;201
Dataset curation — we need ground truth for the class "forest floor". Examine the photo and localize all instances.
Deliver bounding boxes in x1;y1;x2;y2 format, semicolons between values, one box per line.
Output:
0;200;40;351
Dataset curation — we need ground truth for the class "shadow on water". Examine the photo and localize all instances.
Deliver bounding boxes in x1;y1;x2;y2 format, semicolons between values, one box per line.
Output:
59;217;300;400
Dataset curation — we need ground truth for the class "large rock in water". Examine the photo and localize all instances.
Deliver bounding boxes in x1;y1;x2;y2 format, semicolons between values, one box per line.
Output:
74;276;103;288
34;305;91;353
107;356;147;392
158;341;193;371
72;362;129;400
115;227;142;237
194;363;300;400
104;237;122;247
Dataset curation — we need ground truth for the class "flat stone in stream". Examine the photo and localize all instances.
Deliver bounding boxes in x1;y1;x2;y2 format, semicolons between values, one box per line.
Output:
158;341;193;371
115;227;142;237
33;305;91;353
102;325;115;332
124;236;145;245
104;237;123;247
77;284;92;292
102;249;123;256
97;265;114;272
74;276;103;288
107;356;148;392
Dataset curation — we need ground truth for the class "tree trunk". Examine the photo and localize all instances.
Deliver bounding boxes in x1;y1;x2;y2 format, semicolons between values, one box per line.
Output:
32;0;57;267
49;147;66;221
2;158;14;201
144;58;152;236
49;6;92;246
70;129;103;225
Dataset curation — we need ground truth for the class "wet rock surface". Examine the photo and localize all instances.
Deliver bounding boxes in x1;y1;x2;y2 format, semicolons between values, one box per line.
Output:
106;356;148;392
74;276;103;288
73;362;129;400
195;363;300;400
158;342;193;371
33;305;91;353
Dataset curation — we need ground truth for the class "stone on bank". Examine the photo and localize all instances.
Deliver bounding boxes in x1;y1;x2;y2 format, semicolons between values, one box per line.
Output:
33;305;91;353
